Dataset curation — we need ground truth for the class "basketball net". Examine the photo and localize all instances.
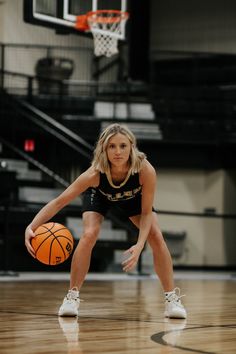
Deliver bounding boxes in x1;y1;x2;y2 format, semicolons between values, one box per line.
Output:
76;10;129;57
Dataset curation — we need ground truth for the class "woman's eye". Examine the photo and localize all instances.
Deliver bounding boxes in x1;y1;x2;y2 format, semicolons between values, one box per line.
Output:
121;144;127;149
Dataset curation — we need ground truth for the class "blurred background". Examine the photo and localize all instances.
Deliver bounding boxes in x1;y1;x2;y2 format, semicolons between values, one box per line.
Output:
0;0;236;275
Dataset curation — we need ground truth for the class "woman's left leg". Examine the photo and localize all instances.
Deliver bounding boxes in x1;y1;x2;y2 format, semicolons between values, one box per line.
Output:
129;212;174;291
129;212;187;318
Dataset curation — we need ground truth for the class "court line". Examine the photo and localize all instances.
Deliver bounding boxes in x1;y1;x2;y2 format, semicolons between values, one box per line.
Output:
151;325;236;354
0;270;234;282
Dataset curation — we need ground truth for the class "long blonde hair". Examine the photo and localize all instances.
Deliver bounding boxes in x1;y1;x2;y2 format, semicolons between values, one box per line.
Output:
91;123;146;174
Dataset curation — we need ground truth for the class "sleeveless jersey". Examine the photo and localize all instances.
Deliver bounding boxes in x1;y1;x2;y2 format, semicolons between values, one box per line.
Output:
97;172;142;202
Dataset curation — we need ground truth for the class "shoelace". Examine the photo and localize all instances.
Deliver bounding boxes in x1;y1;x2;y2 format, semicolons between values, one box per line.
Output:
166;287;185;307
66;290;84;304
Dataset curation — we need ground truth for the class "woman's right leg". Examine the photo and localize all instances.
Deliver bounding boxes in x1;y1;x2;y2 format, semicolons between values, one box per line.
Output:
58;211;103;316
70;211;104;290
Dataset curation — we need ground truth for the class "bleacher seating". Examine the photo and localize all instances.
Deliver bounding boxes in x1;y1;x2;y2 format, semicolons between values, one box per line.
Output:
150;54;236;142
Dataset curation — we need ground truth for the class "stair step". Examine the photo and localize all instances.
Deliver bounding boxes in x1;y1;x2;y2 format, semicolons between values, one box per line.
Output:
0;158;28;172
66;216;127;241
17;179;54;188
16;169;42;181
19;187;82;206
0;158;43;181
95;101;155;120
101;121;162;140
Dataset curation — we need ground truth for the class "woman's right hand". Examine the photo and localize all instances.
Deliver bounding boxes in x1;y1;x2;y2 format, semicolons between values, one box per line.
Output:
25;225;36;258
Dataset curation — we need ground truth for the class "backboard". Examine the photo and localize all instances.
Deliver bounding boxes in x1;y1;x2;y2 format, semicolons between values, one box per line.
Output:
24;0;129;56
24;0;127;32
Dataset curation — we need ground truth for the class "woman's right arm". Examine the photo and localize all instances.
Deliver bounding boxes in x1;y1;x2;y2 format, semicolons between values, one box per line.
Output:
25;167;99;257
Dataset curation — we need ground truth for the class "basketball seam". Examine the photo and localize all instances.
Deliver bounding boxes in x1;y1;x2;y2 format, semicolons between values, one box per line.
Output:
47;228;72;265
49;237;67;265
33;223;57;252
33;223;73;265
46;228;73;265
33;234;54;254
50;235;73;265
39;222;55;234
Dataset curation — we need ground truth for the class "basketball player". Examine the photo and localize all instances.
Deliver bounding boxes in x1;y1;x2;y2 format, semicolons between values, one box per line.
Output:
25;123;187;319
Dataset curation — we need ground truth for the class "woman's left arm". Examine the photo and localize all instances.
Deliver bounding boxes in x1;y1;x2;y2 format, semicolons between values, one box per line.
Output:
122;160;156;272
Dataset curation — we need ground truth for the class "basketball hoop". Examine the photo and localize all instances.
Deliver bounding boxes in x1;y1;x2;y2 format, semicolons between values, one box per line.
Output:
75;14;90;32
76;10;129;57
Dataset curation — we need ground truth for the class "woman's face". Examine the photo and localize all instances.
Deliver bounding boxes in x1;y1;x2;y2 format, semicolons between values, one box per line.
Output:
106;133;131;168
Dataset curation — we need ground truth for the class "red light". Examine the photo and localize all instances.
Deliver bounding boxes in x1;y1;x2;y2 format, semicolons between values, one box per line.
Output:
24;139;35;152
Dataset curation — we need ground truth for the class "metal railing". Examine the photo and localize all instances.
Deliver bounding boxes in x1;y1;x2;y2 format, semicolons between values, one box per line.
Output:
0;42;126;87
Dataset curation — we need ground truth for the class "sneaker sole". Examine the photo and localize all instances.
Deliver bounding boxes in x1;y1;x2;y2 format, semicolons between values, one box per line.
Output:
58;311;78;317
58;306;79;317
164;311;187;319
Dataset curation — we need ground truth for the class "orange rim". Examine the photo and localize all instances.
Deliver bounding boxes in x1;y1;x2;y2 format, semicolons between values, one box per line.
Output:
87;10;129;25
75;14;90;31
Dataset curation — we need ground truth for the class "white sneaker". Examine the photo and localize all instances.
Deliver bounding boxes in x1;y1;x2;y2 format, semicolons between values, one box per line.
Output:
58;288;80;317
164;288;187;319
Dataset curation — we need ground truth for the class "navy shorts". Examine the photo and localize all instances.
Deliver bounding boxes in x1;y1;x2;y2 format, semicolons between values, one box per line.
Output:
82;188;142;218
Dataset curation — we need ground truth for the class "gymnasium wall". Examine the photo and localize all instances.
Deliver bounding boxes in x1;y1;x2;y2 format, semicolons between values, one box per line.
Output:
150;0;236;56
0;4;3;41
152;169;236;267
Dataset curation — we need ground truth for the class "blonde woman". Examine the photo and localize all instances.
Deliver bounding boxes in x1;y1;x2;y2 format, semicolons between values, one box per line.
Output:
25;123;186;319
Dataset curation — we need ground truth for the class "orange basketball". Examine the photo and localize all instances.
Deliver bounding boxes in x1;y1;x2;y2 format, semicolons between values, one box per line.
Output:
31;222;74;265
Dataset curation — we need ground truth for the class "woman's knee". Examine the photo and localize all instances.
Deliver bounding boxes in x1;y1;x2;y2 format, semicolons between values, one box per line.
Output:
148;227;166;249
79;211;103;248
80;226;100;248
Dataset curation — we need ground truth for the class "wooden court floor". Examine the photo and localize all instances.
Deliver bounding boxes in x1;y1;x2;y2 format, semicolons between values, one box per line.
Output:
0;274;235;354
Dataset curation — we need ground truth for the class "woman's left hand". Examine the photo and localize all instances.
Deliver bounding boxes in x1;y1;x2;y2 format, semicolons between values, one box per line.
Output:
122;244;144;272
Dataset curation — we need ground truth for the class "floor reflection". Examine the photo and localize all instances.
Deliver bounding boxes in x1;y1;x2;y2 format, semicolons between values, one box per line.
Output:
58;317;83;354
